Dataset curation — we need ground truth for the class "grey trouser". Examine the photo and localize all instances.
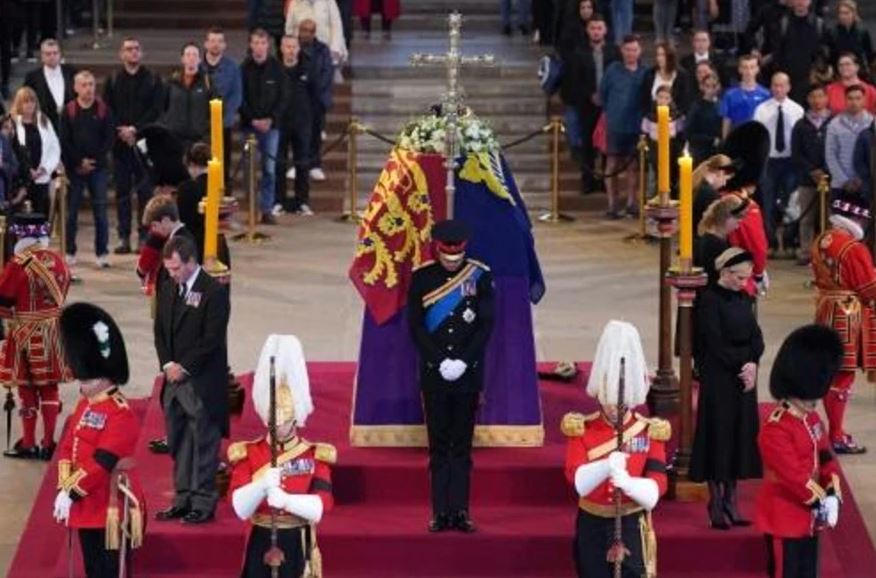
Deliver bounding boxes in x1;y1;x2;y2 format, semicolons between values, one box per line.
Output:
163;379;221;513
797;185;818;259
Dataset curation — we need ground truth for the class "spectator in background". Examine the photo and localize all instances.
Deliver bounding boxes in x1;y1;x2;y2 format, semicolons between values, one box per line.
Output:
60;70;115;270
600;34;646;219
277;35;314;216
161;43;214;149
853;115;876;202
240;28;287;225
826;53;876;115
1;0;14;99
641;41;691;116
23;39;75;135
8;86;60;215
687;72;724;166
642;85;685;201
825;85;873;204
743;0;789;61
771;0;829;105
681;30;730;102
832;0;873;76
720;54;770;138
0;116;21;206
611;0;634;45
354;0;400;40
202;27;242;184
791;83;831;265
285;0;348;76
248;0;264;29
753;72;804;252
652;0;678;44
556;0;594;60
499;0;531;36
298;19;334;183
104;36;164;255
256;0;288;49
560;14;618;194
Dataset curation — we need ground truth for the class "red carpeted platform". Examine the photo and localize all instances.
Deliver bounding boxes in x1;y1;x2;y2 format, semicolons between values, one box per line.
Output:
8;363;876;578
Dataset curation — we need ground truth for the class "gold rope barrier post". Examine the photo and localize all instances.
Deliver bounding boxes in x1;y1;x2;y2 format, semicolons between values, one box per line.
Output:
539;116;574;223
57;173;68;258
232;134;270;243
624;135;651;243
818;173;830;235
339;118;361;223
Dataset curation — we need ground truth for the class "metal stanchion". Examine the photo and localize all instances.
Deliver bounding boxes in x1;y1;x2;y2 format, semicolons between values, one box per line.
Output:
539;117;573;223
818;173;830;235
232;135;270;243
56;174;68;258
91;0;101;49
107;0;114;40
55;0;63;41
339;118;361;223
623;135;651;243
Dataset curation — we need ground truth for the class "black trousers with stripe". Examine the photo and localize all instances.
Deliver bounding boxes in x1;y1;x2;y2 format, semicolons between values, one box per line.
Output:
765;534;819;578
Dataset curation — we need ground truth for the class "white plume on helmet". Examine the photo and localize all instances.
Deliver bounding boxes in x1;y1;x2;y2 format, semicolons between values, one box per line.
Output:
253;335;313;428
586;320;651;407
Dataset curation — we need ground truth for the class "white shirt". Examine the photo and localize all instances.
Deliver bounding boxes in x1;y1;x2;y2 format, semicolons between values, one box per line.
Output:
651;71;677;101
43;66;65;113
694;52;710;63
753;97;805;159
180;266;201;298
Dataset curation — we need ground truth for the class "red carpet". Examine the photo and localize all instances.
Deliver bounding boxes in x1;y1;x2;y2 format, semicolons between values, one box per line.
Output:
8;363;876;578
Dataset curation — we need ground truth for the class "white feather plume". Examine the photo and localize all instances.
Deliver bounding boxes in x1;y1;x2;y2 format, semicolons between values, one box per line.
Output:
586;320;650;407
253;334;313;427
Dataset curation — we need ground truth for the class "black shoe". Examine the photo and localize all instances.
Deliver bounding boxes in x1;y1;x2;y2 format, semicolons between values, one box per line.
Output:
833;436;867;455
721;481;752;526
3;440;40;460
428;512;450;533
155;505;190;521
148;437;169;454
501;25;512;36
519;25;531;36
113;241;132;255
182;510;215;524
452;510;476;533
39;442;57;461
707;483;730;530
261;213;277;225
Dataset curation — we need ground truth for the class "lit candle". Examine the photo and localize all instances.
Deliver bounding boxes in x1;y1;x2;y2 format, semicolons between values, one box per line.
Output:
657;105;670;203
210;99;224;168
204;158;222;261
679;149;693;266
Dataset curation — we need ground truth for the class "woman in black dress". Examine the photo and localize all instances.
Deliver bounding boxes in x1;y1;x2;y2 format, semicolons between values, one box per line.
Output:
8;86;60;216
691;247;764;530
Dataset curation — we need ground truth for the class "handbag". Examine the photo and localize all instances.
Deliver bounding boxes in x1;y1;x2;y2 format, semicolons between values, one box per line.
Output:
538;54;564;96
592;112;608;155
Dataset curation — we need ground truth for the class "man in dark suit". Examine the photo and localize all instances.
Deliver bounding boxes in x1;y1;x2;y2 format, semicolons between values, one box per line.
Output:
407;220;494;534
153;234;230;524
558;15;619;194
680;30;730;99
23;38;76;134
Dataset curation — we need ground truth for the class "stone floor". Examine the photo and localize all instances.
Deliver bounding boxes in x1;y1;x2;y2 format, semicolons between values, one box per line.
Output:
0;204;875;574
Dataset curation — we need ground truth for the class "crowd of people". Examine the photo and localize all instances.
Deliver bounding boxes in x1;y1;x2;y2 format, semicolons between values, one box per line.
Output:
556;0;875;248
0;18;342;272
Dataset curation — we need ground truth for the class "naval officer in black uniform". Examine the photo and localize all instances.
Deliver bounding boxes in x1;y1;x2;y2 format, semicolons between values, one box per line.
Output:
407;219;495;534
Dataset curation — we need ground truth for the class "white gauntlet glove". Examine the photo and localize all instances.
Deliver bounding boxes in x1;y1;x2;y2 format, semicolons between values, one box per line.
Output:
53;490;72;523
231;467;281;520
267;488;324;523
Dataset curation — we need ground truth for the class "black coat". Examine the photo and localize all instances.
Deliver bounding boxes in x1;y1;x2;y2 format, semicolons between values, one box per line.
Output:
407;260;494;394
694;233;729;287
690;285;764;482
176;174;232;267
160;71;215;145
831;23;873;73
155;267;231;435
791;113;831;188
103;65;164;140
59;98;115;171
686;97;722;166
22;64;76;134
693;181;720;237
680;52;730;98
281;58;315;129
240;56;287;129
560;42;620;109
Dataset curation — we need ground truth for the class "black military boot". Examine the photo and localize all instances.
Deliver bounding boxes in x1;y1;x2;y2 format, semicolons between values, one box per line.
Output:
707;482;730;530
428;512;450;533
722;480;752;526
3;439;40;460
452;510;476;533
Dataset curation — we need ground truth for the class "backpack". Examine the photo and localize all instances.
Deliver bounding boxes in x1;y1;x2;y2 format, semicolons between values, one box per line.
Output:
538;54;564;96
64;98;109;122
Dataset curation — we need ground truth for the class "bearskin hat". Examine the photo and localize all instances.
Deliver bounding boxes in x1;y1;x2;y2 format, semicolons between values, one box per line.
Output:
60;303;129;385
769;325;843;401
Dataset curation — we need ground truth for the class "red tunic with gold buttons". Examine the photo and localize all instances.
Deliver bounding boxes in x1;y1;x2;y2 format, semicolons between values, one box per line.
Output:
726;194;768;297
755;401;842;538
563;412;670;517
811;228;876;372
228;436;335;529
0;247;71;386
56;389;145;529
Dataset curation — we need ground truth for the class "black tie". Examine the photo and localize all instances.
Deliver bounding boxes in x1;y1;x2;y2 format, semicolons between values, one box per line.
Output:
775;104;786;153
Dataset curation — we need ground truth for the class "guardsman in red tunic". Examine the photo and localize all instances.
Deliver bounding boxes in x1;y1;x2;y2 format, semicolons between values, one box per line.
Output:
726;186;770;296
229;335;335;578
810;192;876;454
756;324;845;578
53;303;145;578
0;212;71;460
563;321;670;578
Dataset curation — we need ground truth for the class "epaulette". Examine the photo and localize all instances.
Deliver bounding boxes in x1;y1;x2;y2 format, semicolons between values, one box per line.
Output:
561;412;594;437
467;258;491;271
226;441;249;464
643;416;672;441
412;260;436;272
768;405;787;423
110;392;129;410
313;442;337;464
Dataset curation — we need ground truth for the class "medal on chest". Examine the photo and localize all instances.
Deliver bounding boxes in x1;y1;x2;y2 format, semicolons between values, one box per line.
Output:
461;278;478;297
281;457;315;477
625;434;650;454
462;307;476;324
80;409;107;430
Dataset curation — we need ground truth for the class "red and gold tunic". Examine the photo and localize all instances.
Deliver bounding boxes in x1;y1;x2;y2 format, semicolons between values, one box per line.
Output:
755;401;841;538
228;436;335;529
57;389;145;530
563;411;670;517
810;228;876;372
726;193;768;297
0;247;71;386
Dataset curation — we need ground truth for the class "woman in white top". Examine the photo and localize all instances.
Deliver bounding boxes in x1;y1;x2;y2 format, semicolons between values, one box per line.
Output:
640;41;691;115
285;0;348;66
9;86;61;216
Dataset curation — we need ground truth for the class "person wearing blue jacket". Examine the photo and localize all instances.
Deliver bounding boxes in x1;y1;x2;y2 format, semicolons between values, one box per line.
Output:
298;19;334;182
202;27;243;184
